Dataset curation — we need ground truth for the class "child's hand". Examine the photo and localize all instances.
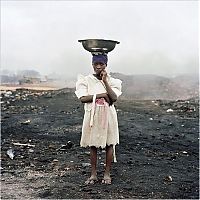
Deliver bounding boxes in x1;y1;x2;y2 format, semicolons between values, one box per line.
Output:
100;70;107;82
97;93;113;106
103;94;113;106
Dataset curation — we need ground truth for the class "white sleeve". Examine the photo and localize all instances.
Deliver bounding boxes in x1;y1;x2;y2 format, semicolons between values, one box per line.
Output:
75;74;88;99
110;77;122;98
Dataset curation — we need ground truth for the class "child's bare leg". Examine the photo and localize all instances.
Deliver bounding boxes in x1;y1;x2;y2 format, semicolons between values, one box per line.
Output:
102;145;113;184
85;146;98;184
90;146;97;178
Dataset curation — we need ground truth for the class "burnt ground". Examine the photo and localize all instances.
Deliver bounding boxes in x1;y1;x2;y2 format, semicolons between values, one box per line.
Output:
1;88;199;199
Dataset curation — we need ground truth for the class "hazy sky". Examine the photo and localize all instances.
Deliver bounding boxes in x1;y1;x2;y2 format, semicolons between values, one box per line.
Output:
1;1;199;78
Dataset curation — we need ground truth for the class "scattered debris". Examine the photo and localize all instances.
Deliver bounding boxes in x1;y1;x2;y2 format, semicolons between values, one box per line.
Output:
100;162;105;166
166;109;174;112
152;100;159;106
57;141;73;151
28;149;34;153
84;151;90;155
21;120;31;124
81;163;91;167
1;88;198;199
13;142;35;147
164;175;173;182
4;91;12;97
7;149;14;159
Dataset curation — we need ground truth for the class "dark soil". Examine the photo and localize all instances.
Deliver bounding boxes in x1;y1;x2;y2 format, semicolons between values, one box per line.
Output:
1;88;199;199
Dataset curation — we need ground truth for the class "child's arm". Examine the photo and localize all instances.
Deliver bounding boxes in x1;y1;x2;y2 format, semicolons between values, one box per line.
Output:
101;70;117;103
80;93;111;104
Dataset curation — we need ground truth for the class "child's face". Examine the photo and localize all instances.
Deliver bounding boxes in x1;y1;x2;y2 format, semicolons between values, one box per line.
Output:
92;62;107;75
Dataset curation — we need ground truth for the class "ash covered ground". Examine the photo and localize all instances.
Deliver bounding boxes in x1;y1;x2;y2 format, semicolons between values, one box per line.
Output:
1;88;199;199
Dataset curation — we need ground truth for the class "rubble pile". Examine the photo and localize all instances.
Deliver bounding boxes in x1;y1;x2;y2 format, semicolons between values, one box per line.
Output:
1;89;49;113
152;98;199;118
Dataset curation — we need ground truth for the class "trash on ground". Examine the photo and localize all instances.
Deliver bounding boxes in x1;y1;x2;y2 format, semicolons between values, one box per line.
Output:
13;142;35;147
4;91;12;97
28;149;34;153
57;141;73;150
21;120;31;124
82;163;91;167
164;175;173;182
166;109;174;112
7;149;14;159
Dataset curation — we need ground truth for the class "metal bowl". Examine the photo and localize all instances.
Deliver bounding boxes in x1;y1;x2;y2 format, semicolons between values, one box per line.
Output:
78;39;120;53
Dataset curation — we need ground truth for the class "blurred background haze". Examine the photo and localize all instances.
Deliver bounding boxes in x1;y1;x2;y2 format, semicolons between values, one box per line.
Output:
1;1;198;77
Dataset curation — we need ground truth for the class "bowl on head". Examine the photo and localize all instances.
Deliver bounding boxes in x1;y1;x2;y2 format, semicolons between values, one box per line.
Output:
78;39;120;54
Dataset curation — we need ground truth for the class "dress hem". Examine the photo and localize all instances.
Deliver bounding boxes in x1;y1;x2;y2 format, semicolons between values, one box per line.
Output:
80;142;119;149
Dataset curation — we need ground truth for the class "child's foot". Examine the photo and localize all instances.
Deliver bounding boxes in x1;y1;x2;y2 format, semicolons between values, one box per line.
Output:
102;174;112;184
85;175;98;185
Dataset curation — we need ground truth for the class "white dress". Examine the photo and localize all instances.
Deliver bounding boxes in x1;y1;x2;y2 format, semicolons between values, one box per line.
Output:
75;74;122;149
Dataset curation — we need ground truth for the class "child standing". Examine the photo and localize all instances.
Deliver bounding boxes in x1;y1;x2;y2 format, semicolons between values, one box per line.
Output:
75;54;122;184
